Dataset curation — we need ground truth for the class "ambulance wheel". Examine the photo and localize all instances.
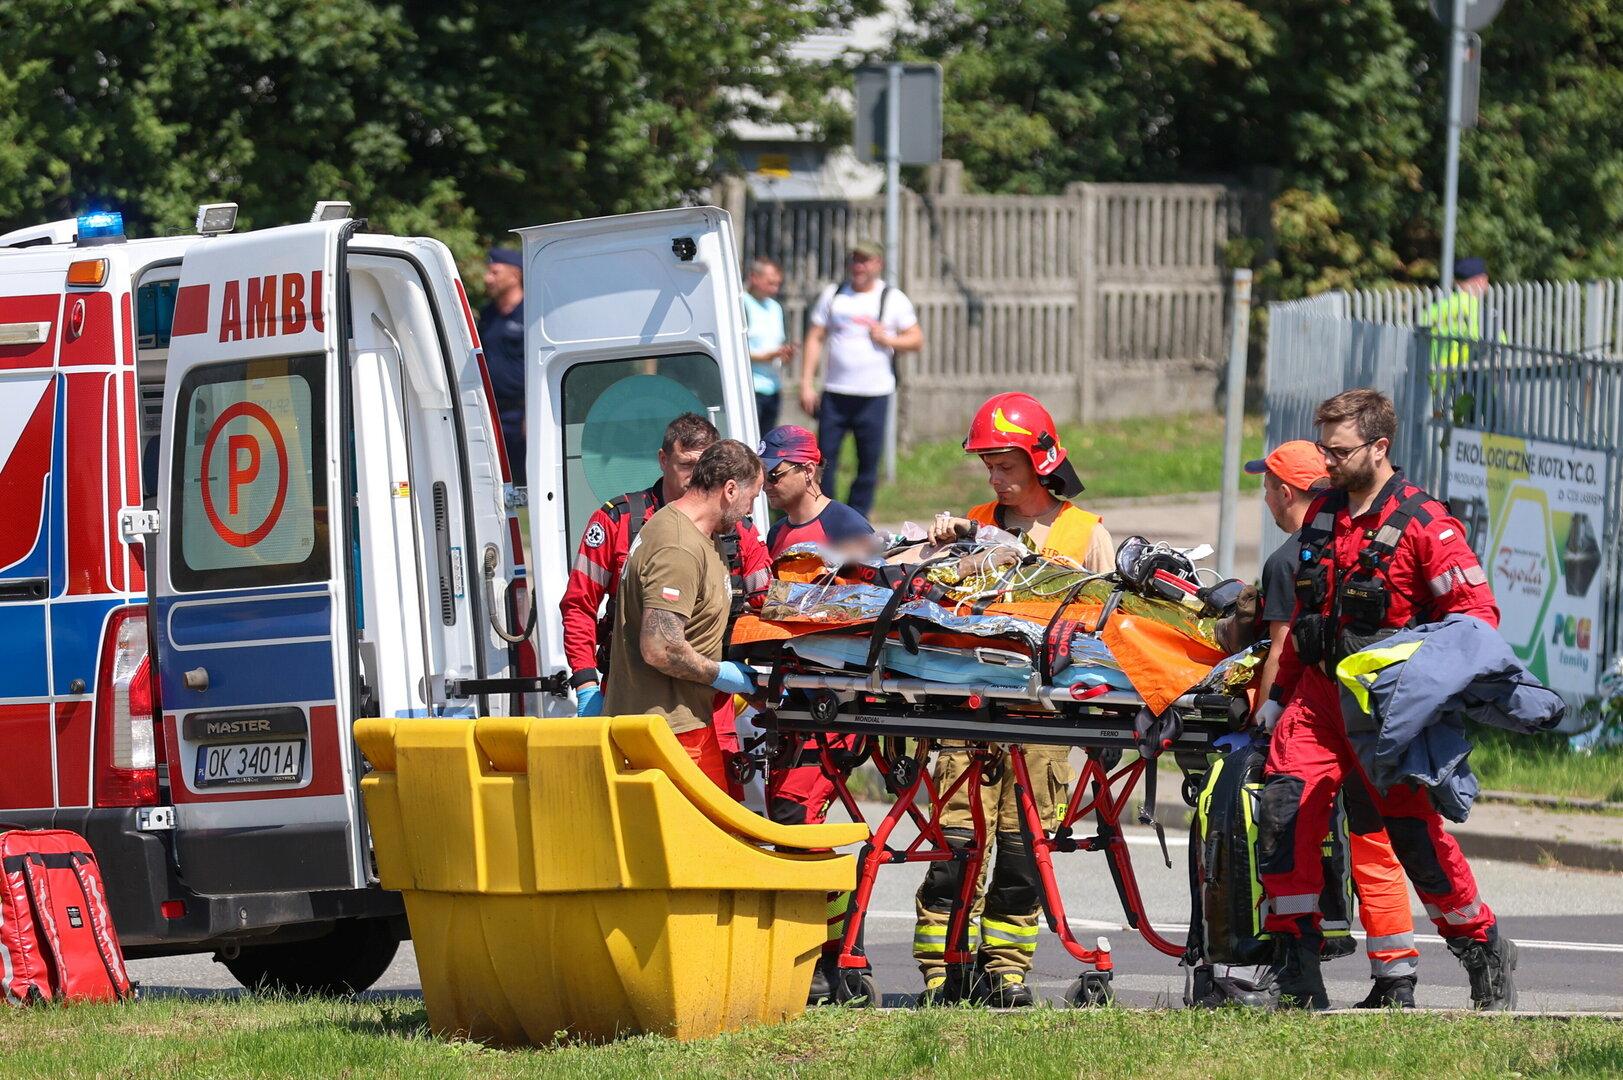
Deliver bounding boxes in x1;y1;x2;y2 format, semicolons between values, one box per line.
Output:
1064;972;1115;1008
833;968;879;1007
222;916;400;997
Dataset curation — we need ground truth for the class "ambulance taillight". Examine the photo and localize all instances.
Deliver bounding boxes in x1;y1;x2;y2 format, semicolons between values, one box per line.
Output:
93;607;159;808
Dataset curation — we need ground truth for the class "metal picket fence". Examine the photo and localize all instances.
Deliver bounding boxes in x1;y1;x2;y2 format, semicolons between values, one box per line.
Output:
1265;281;1623;707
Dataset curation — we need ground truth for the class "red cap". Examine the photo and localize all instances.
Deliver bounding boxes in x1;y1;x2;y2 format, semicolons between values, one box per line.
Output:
1245;440;1329;491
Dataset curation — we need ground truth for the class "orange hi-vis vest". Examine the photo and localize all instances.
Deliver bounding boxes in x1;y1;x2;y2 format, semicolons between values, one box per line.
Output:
966;500;1101;562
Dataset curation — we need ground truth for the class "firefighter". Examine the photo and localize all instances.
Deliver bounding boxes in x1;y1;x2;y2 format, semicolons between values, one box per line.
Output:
912;393;1113;1007
1244;440;1420;1008
1255;388;1516;1010
559;413;770;741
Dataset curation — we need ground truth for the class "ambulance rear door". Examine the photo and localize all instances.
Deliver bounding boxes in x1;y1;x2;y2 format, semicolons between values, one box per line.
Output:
151;220;367;895
516;207;760;687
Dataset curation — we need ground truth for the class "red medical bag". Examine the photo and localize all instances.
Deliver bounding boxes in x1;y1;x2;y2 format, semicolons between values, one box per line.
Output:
0;830;133;1004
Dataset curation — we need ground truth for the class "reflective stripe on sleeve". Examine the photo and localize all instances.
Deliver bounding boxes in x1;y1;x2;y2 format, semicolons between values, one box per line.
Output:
572;553;612;588
1423;898;1483;925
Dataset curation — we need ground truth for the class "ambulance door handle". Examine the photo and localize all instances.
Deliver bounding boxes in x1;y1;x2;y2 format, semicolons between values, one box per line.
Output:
184;667;210;692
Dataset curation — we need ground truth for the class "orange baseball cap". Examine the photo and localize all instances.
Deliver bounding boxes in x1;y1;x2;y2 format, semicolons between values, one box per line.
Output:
1245;439;1329;491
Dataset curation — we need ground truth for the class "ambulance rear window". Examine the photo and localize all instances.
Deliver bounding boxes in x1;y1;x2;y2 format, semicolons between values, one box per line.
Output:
169;354;330;591
559;353;725;553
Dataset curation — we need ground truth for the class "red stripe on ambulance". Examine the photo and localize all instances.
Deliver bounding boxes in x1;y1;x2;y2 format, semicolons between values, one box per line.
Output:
54;699;92;807
0;705;53;809
0;294;59;370
58;291;114;367
170;285;210;337
0;379;55;573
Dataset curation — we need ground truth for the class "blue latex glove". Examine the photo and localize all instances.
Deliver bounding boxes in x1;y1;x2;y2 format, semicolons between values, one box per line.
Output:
711;661;760;697
1212;731;1251;755
575;684;603;717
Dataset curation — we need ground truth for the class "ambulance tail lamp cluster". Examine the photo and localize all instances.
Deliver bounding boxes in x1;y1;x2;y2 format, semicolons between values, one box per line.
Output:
94;607;159;808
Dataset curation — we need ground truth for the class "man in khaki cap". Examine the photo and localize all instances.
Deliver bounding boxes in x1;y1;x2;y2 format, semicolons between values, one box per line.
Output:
797;239;923;518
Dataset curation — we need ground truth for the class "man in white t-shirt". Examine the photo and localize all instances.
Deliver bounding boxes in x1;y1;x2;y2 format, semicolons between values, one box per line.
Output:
797;239;923;518
743;256;794;435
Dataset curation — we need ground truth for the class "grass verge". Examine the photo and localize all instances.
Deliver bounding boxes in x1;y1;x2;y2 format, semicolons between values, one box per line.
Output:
1468;726;1623;805
828;413;1264;526
2;996;1618;1079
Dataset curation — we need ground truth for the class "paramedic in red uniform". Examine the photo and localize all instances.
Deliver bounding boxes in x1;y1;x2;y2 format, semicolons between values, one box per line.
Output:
759;424;875;825
754;423;875;1004
560;413;770;733
1256;388;1516;1010
912;393;1113;1008
1246;439;1420;1008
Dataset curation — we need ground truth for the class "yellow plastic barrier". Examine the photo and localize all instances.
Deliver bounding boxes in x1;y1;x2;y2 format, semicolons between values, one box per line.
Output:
354;714;866;1044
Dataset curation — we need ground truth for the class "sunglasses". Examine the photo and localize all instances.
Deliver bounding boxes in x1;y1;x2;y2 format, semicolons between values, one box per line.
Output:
764;462;805;485
1315;439;1378;464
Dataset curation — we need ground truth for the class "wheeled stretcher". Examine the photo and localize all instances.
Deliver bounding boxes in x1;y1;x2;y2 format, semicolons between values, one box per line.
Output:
737;659;1251;1005
729;536;1257;1004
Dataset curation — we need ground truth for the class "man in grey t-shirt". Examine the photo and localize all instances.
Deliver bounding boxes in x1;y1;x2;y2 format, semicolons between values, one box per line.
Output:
797;240;923;518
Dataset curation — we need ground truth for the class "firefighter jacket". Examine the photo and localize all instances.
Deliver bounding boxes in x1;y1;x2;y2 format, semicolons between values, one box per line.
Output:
1273;472;1499;701
1335;614;1566;822
966;500;1113;572
559;479;771;682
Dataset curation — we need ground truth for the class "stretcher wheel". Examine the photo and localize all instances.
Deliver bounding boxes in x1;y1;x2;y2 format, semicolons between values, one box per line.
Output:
808;691;841;724
1064;971;1115;1009
832;968;879;1007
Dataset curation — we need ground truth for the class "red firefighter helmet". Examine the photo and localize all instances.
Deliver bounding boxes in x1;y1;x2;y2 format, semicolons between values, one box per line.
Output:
962;392;1084;497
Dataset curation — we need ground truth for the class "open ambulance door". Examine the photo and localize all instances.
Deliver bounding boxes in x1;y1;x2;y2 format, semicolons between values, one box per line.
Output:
518;207;762;692
152;220;367;895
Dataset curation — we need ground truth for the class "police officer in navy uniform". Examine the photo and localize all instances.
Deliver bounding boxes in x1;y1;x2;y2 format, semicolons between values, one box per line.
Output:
478;247;526;486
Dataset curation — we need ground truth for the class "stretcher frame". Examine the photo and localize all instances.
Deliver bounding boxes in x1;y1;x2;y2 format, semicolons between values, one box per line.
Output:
752;663;1240;1005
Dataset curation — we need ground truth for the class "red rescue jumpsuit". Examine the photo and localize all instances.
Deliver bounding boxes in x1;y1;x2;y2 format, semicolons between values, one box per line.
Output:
1263;473;1500;945
559;479;771;763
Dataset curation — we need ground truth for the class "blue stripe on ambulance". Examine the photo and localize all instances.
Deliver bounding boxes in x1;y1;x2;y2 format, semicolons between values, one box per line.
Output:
0;604;49;698
155;586;335;709
50;597;124;696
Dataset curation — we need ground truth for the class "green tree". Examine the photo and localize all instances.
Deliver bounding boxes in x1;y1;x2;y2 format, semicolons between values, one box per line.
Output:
907;0;1623;298
0;0;874;278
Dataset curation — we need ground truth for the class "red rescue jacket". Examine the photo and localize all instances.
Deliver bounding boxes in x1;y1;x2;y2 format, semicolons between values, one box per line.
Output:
1274;471;1500;699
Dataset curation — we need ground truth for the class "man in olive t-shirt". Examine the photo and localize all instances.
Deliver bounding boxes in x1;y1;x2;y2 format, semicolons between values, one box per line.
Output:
602;439;765;790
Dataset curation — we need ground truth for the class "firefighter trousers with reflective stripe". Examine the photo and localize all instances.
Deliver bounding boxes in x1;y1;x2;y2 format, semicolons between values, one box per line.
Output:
913;743;1070;982
1259;667;1493;943
1350;830;1420;978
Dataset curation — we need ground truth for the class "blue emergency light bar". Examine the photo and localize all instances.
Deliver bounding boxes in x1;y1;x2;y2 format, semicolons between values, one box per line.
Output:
76;211;126;247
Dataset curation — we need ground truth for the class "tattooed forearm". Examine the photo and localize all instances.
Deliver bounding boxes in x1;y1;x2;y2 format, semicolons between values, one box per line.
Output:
640;608;721;685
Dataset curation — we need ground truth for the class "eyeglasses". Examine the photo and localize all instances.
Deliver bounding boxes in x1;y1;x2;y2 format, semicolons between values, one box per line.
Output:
764;463;804;485
1315;439;1377;464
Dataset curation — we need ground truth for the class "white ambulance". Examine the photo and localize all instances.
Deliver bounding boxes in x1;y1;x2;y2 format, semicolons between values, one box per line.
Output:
0;203;757;991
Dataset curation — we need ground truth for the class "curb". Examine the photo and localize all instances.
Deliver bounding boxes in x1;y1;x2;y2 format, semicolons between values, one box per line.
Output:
1450;827;1623;874
1474;789;1623;815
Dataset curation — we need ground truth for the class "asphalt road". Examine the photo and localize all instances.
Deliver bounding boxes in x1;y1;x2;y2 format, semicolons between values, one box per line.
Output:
128;817;1623;1013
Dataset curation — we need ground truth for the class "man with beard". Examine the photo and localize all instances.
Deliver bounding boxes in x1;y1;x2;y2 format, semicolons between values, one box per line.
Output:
1254;388;1516;1010
603;439;765;790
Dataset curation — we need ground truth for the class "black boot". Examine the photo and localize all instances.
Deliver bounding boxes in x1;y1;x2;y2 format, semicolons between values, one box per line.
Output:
1450;931;1518;1011
1354;974;1417;1009
807;952;836;1006
1265;929;1329;1010
981;972;1035;1008
1188;964;1278;1009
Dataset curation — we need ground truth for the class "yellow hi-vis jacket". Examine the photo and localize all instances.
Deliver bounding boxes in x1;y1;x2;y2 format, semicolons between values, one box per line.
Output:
1423;289;1483;370
966;500;1111;571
